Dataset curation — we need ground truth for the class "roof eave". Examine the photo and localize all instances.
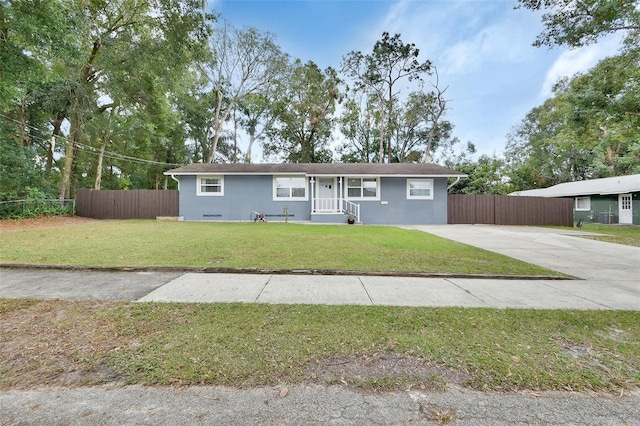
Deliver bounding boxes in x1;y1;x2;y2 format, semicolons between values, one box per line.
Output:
164;170;467;178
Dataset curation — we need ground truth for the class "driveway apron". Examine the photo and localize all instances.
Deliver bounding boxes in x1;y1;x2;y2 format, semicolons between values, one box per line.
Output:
406;224;640;282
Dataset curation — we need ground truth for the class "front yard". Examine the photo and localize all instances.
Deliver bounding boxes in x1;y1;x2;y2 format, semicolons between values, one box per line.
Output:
0;218;563;276
2;216;638;393
1;299;638;392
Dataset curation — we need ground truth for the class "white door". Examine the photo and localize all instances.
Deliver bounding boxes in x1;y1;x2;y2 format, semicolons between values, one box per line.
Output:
317;178;336;211
619;194;632;224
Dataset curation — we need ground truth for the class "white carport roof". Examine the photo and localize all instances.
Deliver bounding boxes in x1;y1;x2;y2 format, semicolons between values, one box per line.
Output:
509;174;640;197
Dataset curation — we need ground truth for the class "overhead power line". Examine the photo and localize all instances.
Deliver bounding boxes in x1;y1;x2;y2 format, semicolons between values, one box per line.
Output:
0;113;187;168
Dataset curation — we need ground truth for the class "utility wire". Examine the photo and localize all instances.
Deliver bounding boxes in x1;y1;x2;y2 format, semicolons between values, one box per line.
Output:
0;113;187;167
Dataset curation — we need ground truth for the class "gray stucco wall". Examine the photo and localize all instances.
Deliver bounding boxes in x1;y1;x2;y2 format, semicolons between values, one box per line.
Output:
178;175;310;222
177;174;449;224
357;177;448;224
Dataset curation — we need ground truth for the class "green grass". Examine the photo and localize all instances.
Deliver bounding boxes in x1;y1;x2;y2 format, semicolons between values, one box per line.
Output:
0;220;562;276
2;299;638;392
576;223;640;247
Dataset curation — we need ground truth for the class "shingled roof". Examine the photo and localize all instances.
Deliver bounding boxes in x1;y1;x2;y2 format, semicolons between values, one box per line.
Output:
165;163;466;177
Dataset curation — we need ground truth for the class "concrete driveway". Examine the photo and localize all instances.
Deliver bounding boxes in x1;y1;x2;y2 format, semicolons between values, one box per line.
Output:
406;224;640;282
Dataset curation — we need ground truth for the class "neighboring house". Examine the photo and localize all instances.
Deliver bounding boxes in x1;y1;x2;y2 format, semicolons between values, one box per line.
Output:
509;174;640;225
164;163;466;224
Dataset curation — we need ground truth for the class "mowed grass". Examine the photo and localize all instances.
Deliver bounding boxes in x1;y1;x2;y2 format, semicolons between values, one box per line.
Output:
576;223;640;247
0;220;561;276
1;299;638;392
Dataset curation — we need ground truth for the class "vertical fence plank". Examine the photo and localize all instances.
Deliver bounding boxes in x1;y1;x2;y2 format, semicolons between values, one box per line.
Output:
449;194;573;226
75;190;179;219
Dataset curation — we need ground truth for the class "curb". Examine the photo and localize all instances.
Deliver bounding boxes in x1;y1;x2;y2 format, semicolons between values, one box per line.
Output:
0;264;577;280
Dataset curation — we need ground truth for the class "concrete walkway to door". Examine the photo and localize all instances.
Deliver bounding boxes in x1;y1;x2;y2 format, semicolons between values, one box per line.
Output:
405;224;640;281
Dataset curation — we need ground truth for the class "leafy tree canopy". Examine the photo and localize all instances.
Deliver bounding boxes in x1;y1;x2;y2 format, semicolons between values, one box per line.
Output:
517;0;640;48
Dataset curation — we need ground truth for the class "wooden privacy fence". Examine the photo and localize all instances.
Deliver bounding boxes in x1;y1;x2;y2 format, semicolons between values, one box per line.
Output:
76;189;178;220
448;194;573;226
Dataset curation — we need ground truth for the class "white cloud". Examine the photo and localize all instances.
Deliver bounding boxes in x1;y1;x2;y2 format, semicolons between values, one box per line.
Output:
362;1;542;78
540;35;623;98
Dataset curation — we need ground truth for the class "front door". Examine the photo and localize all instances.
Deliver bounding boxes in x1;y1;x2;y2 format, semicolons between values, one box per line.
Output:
317;178;336;211
619;194;632;224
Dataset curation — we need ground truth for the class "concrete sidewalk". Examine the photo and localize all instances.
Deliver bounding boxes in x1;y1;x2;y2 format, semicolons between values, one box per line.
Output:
137;273;640;310
2;268;639;310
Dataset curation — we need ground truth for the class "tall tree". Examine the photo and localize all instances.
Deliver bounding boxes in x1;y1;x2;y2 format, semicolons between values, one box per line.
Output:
176;73;220;163
201;23;287;163
563;50;640;176
448;154;513;195
0;0;76;200
505;49;640;189
337;93;380;163
510;0;640;189
42;0;213;199
264;60;341;163
390;87;452;163
516;0;640;49
342;32;432;163
235;93;278;163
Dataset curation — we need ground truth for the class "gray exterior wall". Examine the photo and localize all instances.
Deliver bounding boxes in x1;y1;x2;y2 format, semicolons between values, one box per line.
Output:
177;174;449;224
358;177;448;224
178;175;310;222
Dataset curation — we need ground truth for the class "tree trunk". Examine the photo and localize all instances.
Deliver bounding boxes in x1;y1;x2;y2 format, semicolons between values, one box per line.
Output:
18;99;29;146
94;107;116;190
48;115;65;179
206;87;228;163
59;39;101;199
58;117;80;200
423;71;448;164
377;110;385;163
69;142;80;199
245;132;256;163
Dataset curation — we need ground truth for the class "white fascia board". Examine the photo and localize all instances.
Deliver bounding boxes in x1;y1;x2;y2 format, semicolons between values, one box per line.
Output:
164;171;306;176
310;173;467;178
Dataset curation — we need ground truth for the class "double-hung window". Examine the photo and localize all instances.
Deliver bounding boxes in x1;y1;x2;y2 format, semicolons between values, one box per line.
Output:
346;177;378;200
274;176;307;200
575;196;590;211
197;176;224;196
407;179;434;200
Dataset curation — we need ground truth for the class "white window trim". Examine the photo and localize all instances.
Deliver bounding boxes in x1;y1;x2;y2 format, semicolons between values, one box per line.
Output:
197;175;224;196
406;178;434;200
273;175;308;201
345;177;380;201
575;196;590;211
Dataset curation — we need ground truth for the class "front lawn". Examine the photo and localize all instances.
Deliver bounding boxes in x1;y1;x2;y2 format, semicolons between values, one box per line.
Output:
0;220;563;276
1;299;638;392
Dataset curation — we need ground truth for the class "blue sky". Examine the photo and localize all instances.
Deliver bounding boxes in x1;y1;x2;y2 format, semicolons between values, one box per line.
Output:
209;0;620;160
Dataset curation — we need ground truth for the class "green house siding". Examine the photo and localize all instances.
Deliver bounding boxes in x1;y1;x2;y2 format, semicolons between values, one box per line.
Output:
573;193;640;225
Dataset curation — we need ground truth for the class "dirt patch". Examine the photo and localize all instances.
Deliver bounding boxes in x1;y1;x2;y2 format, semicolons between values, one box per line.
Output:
308;352;470;391
0;215;97;232
0;300;130;389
